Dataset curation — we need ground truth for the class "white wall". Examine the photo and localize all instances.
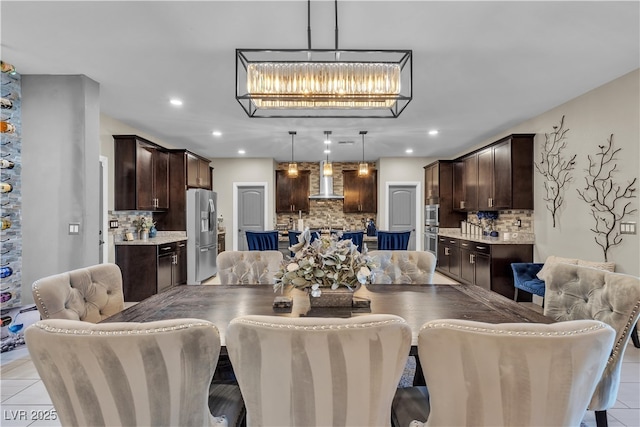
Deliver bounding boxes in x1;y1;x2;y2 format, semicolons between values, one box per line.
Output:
210;158;277;250
457;69;640;275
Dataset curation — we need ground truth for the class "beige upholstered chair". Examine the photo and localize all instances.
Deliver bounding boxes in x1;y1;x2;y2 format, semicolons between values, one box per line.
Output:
543;263;640;427
217;250;283;285
25;318;245;427
226;314;412;427
31;263;126;322
394;319;614;427
368;250;436;284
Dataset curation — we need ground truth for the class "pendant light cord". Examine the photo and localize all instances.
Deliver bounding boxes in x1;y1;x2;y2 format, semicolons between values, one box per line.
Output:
335;0;339;50
307;0;312;49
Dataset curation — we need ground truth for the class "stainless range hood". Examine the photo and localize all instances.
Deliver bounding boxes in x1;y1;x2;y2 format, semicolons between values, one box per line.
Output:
309;161;344;199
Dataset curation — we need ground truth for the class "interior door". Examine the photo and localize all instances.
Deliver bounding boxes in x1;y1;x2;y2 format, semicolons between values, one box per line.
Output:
237;186;265;251
388;185;417;250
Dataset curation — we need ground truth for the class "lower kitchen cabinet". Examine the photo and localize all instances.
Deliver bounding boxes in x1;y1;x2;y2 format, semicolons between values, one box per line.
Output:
116;240;187;302
437;237;533;300
437;237;460;278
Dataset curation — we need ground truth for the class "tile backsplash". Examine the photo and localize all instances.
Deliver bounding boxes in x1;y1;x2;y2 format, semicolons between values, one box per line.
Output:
466;210;534;234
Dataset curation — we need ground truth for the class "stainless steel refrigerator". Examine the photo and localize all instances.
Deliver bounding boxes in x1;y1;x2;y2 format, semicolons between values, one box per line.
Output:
186;189;217;284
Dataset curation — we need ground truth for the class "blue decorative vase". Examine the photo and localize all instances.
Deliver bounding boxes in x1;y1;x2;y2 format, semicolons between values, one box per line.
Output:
149;226;157;238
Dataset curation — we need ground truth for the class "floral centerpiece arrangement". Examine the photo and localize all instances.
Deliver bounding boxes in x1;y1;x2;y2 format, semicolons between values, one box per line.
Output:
476;211;499;235
274;228;375;297
132;216;155;232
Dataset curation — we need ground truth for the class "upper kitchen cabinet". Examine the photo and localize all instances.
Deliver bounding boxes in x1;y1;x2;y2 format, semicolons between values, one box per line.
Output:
114;135;169;211
186;152;211;189
454;134;534;211
154;150;212;231
276;170;310;213
343;170;377;213
424;161;465;228
424;162;439;204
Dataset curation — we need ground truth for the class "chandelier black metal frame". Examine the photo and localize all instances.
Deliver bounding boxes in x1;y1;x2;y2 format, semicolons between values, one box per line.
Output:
235;1;412;118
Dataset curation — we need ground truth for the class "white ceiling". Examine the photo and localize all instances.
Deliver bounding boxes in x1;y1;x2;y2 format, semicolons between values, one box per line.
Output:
2;1;638;162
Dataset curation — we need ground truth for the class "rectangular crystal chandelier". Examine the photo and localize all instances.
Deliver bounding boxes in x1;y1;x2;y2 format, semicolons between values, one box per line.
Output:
236;49;412;118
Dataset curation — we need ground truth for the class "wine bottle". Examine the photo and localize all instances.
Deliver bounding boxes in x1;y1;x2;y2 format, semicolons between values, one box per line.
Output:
0;266;13;278
0;121;16;133
0;182;12;193
0;159;15;169
0;98;13;109
1;218;10;230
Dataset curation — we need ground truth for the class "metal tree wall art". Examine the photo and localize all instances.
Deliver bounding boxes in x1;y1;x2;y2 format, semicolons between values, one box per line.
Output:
534;116;576;227
576;134;637;261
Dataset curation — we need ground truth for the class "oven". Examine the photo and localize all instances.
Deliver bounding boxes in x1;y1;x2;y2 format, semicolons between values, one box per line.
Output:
425;204;439;227
424;225;439;258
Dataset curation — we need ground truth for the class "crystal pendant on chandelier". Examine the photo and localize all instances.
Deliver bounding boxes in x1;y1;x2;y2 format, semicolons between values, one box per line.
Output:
358;131;369;176
288;131;298;177
323;131;333;176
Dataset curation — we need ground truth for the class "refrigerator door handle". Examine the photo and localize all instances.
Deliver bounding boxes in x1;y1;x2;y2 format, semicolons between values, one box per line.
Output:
208;199;215;232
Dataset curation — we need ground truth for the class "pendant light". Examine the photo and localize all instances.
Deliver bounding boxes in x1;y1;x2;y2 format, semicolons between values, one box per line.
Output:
287;131;298;177
358;130;369;177
323;131;333;176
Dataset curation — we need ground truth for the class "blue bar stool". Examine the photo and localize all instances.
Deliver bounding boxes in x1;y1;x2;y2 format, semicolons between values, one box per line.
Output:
245;230;279;251
377;230;411;250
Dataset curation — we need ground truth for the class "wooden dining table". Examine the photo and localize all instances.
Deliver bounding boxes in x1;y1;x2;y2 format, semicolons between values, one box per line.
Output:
103;283;552;349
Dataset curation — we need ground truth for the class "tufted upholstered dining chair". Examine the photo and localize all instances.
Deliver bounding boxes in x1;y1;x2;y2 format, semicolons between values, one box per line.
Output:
31;263;127;322
226;314;412;427
543;263;640;427
368;251;436;284
392;319;615;427
245;230;279;251
217;250;283;285
25;318;245;427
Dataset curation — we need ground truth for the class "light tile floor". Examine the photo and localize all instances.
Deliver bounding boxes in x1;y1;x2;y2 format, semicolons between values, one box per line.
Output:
2;273;638;426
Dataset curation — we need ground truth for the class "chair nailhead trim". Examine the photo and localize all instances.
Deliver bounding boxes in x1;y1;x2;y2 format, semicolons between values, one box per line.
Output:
32;284;50;317
35;321;213;335
231;318;406;330
421;321;609;336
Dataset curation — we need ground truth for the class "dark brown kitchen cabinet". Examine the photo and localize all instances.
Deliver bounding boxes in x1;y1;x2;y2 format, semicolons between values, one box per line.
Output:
114;135;169;211
454;134;533;211
459;154;478;211
116;241;187;302
437;236;460;278
437;237;533;300
459;240;491;291
276;170;310;213
424;161;465;228
343;170;377;213
186;152;211;189
425;163;439;204
154;150;212;231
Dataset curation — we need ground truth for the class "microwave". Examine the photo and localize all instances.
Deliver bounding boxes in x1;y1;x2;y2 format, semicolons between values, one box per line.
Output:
425;204;439;226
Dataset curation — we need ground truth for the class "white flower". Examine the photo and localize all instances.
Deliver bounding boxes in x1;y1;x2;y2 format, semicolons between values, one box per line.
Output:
357;266;371;284
311;284;322;297
287;263;300;272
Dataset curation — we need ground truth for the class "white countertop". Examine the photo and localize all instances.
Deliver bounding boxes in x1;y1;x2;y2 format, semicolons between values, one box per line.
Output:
438;228;535;245
114;231;187;246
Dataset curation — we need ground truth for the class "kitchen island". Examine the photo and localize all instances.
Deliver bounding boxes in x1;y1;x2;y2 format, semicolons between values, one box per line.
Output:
279;231;378;255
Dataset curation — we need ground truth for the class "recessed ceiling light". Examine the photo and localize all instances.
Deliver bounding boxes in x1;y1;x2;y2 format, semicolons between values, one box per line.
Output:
428;130;439;136
170;99;183;106
212;131;222;137
406;149;414;154
324;139;331;145
238;149;246;155
324;149;331;154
